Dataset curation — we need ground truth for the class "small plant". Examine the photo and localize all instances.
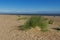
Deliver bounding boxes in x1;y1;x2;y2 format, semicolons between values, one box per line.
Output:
20;16;48;32
17;17;28;20
18;15;21;17
17;15;21;20
48;20;54;24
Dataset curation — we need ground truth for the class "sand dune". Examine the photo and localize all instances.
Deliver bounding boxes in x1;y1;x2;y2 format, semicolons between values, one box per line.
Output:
0;15;60;40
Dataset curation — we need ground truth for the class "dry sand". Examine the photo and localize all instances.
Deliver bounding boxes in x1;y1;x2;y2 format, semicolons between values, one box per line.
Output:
0;15;60;40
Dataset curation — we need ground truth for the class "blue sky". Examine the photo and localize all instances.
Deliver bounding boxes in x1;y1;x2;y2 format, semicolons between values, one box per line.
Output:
0;0;60;13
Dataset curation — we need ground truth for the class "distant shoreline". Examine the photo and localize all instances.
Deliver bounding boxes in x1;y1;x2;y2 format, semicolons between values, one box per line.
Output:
0;13;60;16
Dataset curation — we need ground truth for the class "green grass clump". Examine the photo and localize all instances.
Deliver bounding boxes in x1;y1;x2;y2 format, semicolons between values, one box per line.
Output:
20;16;48;31
48;20;54;24
17;16;28;20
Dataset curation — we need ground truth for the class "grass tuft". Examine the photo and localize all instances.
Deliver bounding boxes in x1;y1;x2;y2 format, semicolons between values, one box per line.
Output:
20;16;48;32
48;20;54;24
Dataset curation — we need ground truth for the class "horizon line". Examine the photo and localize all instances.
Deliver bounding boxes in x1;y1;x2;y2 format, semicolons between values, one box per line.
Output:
0;13;60;16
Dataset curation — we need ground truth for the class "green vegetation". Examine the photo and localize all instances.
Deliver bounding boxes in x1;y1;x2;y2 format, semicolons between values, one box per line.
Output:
17;16;28;20
48;20;54;24
20;16;48;32
18;15;21;17
18;17;28;20
44;18;48;20
17;15;21;20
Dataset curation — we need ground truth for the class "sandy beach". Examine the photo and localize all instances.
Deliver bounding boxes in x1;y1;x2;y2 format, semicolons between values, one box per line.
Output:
0;15;60;40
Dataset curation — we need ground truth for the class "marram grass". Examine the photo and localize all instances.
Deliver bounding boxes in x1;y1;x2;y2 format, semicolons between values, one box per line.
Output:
20;16;48;32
